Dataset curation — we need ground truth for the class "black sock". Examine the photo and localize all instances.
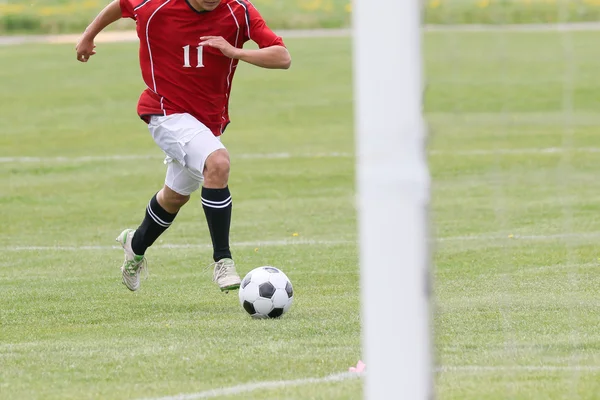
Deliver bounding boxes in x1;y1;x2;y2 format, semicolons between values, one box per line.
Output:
131;194;177;255
201;186;232;262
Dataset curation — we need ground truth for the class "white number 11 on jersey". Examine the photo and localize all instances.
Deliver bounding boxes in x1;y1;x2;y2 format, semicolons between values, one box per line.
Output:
182;45;204;68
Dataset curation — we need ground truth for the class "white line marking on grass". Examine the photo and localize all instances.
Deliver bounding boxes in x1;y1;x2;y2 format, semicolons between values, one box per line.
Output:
4;23;600;47
0;29;352;47
3;239;354;252
424;22;600;33
138;372;360;400
437;232;600;242
438;365;600;373
5;232;600;252
0;152;353;164
0;154;157;163
480;261;600;275
5;147;600;164
430;147;600;156
136;364;600;400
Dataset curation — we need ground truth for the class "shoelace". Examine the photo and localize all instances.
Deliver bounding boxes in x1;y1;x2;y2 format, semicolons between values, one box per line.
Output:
126;258;149;280
208;261;230;282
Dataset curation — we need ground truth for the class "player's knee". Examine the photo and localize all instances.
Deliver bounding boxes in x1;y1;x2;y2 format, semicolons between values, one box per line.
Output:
170;193;190;209
160;186;190;210
204;150;230;183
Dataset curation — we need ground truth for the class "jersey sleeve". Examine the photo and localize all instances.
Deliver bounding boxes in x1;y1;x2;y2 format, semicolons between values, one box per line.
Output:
244;2;285;48
119;0;136;20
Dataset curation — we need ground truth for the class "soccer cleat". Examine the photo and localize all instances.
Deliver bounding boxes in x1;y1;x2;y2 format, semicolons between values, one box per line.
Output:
212;258;241;292
116;229;147;292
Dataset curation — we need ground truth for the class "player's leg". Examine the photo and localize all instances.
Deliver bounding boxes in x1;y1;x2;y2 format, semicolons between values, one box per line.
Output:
116;182;190;292
200;149;241;291
202;149;232;261
174;118;240;291
116;114;200;292
131;185;188;255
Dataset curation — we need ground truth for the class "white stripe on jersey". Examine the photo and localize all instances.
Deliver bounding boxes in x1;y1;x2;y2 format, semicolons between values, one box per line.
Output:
234;0;251;40
134;0;151;11
223;3;241;132
146;0;171;94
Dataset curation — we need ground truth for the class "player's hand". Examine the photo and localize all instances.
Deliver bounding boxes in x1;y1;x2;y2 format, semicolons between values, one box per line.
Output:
76;36;97;63
199;36;241;59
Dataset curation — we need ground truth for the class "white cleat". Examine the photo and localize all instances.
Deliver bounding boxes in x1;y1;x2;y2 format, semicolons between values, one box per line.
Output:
115;229;147;292
212;258;241;292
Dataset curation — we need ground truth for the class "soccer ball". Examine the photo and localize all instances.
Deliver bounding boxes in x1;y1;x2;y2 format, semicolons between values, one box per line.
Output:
238;266;294;319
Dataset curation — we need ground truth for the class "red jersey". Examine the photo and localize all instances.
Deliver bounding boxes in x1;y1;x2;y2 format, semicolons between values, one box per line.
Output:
119;0;285;136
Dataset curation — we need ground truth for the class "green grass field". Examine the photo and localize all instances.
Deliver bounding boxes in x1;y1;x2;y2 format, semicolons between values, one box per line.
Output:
2;29;600;399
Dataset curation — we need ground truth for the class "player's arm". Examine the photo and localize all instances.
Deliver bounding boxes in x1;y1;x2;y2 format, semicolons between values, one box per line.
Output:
75;0;123;63
235;45;291;70
199;37;291;70
200;3;291;70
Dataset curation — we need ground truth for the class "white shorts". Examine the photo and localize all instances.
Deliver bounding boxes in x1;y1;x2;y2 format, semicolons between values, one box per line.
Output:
148;113;226;196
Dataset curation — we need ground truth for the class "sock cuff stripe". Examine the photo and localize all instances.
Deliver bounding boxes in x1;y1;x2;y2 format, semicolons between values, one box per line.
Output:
147;204;172;228
201;198;232;209
201;196;232;206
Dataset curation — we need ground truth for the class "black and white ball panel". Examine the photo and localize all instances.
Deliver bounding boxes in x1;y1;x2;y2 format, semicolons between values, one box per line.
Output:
283;299;292;313
253;298;274;316
249;268;271;286
239;282;260;304
268;308;284;318
268;273;289;291
258;281;276;299
271;289;289;309
243;300;256;315
241;273;252;289
239;266;294;319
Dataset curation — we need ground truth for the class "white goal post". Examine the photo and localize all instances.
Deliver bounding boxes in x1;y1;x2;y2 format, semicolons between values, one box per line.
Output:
353;1;432;399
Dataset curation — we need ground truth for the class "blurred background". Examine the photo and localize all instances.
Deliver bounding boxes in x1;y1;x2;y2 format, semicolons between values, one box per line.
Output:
4;0;600;34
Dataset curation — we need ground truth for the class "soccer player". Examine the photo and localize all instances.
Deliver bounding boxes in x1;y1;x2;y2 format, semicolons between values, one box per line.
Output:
75;0;291;292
